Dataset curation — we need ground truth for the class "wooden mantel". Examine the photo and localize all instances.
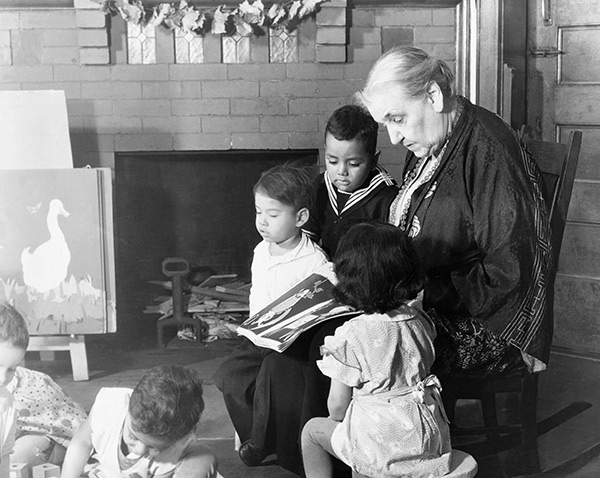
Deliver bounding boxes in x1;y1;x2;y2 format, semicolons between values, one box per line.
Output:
0;0;500;112
0;0;462;7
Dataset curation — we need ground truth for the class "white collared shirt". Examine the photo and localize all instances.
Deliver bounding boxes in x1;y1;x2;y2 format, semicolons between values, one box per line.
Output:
249;233;334;317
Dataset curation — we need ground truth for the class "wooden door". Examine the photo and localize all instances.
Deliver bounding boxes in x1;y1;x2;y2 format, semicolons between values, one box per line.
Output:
527;0;600;355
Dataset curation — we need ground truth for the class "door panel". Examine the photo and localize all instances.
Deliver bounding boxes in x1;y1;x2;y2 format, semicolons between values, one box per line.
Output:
527;0;600;354
554;276;600;348
554;0;600;22
555;88;600;123
560;126;600;179
559;224;600;277
569;184;600;223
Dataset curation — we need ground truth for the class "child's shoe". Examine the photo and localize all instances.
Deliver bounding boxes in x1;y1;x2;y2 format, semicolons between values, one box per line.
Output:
238;440;267;467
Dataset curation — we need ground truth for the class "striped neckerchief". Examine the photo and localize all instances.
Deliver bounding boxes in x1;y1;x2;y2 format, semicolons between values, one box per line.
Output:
324;165;396;216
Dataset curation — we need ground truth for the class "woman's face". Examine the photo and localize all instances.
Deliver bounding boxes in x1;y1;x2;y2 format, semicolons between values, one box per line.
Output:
366;84;447;158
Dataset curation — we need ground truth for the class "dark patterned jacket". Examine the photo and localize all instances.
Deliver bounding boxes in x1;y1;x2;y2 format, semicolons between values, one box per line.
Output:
396;97;552;364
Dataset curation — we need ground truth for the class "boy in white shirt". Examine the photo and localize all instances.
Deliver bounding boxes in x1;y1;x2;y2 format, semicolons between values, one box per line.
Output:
214;163;333;469
249;163;334;316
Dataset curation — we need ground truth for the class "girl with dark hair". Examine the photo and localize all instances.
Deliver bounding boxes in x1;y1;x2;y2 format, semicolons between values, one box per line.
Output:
301;222;451;478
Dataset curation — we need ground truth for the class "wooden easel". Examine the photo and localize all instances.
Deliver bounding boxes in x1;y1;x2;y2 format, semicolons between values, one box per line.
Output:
28;334;89;381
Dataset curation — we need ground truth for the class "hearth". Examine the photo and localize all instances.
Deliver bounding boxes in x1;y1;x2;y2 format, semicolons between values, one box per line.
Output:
113;149;318;338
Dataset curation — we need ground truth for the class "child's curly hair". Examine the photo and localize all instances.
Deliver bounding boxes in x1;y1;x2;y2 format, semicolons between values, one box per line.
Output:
129;365;204;442
0;302;29;350
333;222;424;314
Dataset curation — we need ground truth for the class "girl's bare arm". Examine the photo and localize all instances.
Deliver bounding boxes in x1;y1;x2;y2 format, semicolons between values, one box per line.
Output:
327;379;352;421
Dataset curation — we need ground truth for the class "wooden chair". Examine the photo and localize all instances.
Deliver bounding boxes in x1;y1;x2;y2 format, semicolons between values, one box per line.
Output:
440;130;583;476
527;131;583;269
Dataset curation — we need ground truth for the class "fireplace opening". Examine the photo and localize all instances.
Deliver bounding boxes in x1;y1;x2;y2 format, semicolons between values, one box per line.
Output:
114;149;319;339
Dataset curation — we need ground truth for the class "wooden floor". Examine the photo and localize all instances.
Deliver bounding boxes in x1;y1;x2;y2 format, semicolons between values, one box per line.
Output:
23;333;600;478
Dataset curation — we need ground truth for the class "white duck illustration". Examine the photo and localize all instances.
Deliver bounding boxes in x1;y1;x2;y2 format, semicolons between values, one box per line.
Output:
21;199;71;294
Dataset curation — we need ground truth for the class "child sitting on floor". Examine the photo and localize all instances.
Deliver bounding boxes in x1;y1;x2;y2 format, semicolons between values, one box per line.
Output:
0;302;28;477
303;104;399;258
9;366;87;467
0;302;87;470
301;222;452;478
60;365;220;478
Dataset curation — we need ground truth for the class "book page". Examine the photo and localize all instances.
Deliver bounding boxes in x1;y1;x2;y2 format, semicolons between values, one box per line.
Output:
237;274;358;352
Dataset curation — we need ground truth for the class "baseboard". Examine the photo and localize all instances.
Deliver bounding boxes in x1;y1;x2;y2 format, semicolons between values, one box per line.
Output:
551;345;600;363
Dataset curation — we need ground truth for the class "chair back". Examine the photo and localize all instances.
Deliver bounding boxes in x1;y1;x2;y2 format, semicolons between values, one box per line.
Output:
523;131;583;269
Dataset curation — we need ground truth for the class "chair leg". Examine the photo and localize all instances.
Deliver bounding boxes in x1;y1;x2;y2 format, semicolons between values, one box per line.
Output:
441;391;457;424
520;375;541;474
481;392;500;449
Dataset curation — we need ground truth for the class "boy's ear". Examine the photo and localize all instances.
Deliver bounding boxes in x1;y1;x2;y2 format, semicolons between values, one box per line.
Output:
296;207;309;228
371;150;381;169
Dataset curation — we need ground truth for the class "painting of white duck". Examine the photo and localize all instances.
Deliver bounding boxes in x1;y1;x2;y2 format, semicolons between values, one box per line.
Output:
0;168;116;335
21;198;72;293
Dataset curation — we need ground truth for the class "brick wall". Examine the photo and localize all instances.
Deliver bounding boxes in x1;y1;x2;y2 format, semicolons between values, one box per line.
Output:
0;5;456;182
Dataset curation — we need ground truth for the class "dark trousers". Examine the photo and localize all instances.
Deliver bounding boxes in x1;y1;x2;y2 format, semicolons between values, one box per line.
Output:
213;318;353;478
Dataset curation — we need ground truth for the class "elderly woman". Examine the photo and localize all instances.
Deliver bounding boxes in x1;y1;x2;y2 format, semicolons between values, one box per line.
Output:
356;46;553;378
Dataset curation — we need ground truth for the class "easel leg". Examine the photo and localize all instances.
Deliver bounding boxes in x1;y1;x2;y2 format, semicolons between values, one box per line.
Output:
69;335;89;381
28;335;90;382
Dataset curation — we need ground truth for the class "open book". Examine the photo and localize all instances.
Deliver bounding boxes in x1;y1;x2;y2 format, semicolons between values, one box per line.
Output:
237;273;360;353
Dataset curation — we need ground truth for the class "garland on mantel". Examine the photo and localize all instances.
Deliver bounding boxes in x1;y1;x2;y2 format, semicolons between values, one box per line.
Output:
95;0;327;37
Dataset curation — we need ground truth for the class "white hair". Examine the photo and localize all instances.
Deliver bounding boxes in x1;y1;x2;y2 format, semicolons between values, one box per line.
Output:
356;46;455;109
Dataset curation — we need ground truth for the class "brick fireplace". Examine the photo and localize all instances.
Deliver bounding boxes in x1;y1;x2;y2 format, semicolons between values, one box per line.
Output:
0;3;457;173
0;2;459;338
114;149;318;337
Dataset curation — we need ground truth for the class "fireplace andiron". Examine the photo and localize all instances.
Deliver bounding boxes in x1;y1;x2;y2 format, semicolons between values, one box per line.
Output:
156;257;203;347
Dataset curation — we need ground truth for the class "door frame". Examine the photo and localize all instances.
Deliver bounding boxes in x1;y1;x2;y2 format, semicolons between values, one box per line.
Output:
456;0;505;114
